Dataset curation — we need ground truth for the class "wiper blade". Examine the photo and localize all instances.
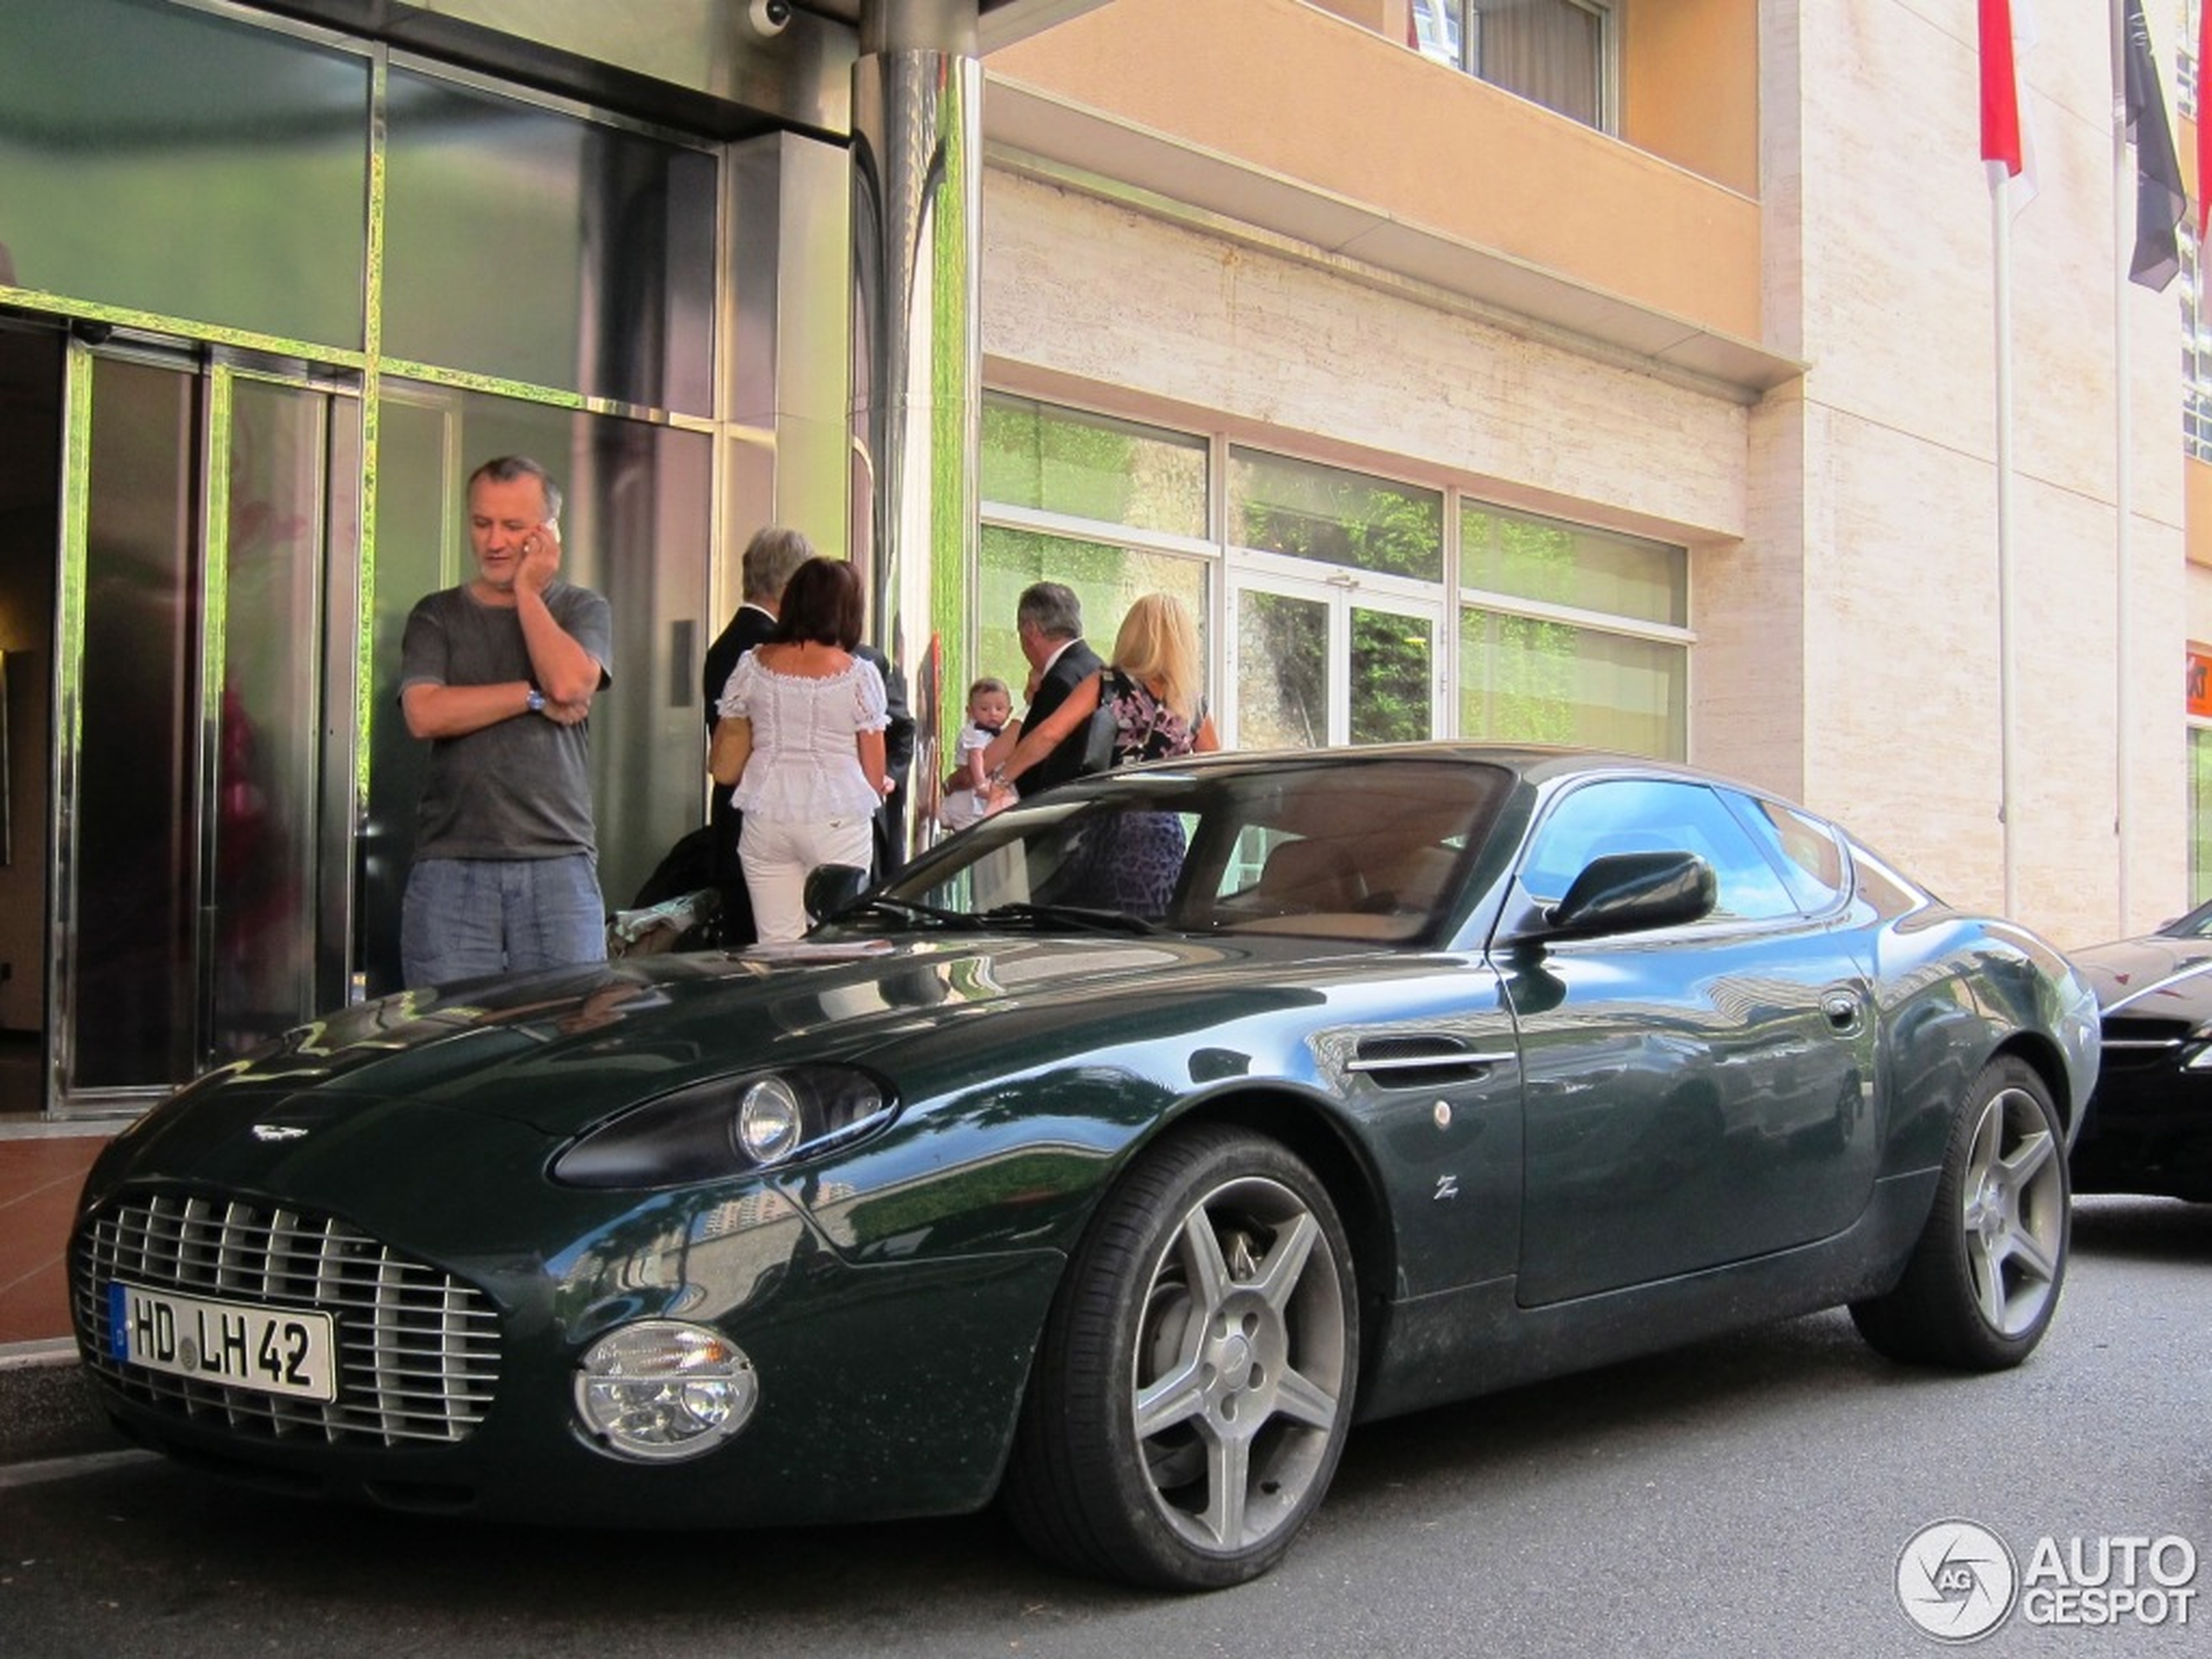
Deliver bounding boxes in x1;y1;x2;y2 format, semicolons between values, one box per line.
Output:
850;894;981;928
978;901;1159;935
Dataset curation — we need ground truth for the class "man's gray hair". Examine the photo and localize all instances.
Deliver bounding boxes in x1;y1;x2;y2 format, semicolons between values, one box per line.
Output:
469;455;563;523
1017;581;1082;642
742;526;816;606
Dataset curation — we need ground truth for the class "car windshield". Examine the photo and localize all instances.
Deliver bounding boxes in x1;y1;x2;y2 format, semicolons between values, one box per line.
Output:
2162;896;2212;937
842;757;1514;945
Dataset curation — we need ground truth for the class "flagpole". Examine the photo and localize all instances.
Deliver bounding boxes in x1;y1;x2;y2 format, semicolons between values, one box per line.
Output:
1994;177;2020;921
2113;0;2134;932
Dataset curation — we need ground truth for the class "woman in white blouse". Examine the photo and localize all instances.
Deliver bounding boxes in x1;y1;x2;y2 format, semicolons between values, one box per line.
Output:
708;557;889;941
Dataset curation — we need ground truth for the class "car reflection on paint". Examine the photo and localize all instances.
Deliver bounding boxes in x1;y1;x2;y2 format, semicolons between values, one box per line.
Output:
71;745;2098;1591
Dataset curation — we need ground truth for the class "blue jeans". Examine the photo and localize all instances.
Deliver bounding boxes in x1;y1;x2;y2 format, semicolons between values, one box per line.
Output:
401;854;607;988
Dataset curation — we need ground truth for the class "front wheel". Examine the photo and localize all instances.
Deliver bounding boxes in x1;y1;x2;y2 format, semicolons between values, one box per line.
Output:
1850;1055;2069;1370
1003;1125;1359;1589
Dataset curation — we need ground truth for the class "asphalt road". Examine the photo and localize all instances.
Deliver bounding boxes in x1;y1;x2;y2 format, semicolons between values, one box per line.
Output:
2;1196;2205;1659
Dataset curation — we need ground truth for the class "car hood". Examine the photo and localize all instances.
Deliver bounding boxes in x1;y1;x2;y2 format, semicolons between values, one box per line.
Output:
2070;934;2212;1017
152;931;1402;1141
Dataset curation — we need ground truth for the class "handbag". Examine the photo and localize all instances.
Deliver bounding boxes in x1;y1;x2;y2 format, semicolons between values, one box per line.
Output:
1076;672;1123;776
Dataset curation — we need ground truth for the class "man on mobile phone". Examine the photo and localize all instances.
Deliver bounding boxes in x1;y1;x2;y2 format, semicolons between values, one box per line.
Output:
397;455;613;987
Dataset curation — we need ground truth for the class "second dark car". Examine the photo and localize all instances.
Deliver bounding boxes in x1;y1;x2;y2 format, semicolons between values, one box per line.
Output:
2068;898;2212;1201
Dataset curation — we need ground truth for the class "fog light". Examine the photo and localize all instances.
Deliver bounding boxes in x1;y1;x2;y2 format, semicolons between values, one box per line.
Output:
575;1321;758;1462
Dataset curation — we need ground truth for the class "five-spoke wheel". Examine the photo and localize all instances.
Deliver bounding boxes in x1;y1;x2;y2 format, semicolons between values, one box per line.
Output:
1004;1126;1358;1589
1851;1055;2070;1369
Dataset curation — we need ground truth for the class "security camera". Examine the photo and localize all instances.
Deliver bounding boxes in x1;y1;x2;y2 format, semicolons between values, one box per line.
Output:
747;0;792;37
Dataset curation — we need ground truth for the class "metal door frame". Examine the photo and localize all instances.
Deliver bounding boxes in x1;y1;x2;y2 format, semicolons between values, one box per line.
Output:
1224;553;1445;751
48;334;361;1116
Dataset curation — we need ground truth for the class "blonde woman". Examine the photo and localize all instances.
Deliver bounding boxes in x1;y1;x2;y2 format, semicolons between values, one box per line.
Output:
990;591;1219;792
990;591;1218;916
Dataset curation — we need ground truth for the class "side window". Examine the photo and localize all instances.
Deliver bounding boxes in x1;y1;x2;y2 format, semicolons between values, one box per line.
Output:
1728;792;1847;914
1519;779;1800;923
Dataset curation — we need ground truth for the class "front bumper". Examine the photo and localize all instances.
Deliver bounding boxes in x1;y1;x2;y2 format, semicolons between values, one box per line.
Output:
72;1180;1066;1527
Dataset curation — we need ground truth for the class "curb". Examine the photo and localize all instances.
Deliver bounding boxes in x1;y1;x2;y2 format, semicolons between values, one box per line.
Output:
0;1340;130;1467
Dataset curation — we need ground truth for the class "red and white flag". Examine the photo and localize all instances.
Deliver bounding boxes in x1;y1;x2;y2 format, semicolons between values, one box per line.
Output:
2200;0;2212;239
1979;0;2038;204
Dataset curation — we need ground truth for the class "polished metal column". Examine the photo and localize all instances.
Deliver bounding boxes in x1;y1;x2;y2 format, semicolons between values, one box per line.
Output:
851;0;981;852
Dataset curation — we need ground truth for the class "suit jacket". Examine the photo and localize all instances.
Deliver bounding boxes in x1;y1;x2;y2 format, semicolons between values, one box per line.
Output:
857;644;915;877
1022;637;1104;797
701;604;778;732
701;604;779;914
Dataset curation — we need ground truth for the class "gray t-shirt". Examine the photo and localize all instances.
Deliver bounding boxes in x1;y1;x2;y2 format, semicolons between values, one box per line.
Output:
399;582;613;860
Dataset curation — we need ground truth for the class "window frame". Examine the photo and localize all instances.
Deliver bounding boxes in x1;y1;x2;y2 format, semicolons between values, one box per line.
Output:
1409;0;1620;134
975;388;1693;764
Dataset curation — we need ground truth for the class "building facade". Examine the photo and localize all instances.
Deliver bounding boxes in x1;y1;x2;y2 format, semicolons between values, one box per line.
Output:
0;0;2197;1117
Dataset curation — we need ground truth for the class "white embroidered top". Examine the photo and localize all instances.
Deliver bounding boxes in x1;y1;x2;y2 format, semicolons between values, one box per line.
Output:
717;652;889;821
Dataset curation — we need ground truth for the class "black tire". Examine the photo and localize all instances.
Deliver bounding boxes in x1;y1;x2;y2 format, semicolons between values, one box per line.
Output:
1850;1055;2070;1370
1002;1124;1359;1590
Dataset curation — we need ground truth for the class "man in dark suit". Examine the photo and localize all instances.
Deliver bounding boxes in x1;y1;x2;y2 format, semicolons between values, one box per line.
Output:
988;581;1102;799
700;529;812;941
702;528;810;734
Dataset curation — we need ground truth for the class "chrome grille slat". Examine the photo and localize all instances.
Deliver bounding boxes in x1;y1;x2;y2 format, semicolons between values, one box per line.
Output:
72;1190;502;1448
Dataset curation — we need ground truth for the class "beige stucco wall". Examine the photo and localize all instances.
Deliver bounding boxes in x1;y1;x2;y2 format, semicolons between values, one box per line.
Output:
983;0;2185;948
981;170;1748;543
1303;0;1763;197
988;0;1763;342
1697;0;2186;946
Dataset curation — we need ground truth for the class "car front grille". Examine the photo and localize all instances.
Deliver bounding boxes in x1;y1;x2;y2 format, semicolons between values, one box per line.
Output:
73;1190;501;1447
2098;1015;2200;1073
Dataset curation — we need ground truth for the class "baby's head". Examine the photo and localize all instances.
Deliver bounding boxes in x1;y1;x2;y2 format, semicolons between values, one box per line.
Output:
968;677;1012;731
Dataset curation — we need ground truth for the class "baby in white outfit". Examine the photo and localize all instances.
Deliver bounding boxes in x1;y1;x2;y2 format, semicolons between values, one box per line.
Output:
938;676;1015;831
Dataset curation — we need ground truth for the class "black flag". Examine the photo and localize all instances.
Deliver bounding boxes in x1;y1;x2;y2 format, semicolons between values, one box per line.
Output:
2124;0;2185;291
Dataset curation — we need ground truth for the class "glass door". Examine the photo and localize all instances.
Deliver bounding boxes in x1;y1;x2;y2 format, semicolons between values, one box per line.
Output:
1227;563;1442;752
56;341;358;1105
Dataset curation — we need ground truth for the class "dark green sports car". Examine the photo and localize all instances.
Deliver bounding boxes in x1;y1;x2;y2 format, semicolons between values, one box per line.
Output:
71;747;2099;1589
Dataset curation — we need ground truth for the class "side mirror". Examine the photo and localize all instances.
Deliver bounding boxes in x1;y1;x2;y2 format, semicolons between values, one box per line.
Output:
1542;851;1716;941
802;863;871;927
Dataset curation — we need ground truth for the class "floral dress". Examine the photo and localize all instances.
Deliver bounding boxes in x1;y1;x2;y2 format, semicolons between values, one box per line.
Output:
1070;671;1203;918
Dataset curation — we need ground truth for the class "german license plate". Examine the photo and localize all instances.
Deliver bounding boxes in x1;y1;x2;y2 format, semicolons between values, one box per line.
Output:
107;1282;337;1402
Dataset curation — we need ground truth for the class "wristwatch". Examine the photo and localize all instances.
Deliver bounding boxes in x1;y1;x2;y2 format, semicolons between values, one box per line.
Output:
525;688;546;715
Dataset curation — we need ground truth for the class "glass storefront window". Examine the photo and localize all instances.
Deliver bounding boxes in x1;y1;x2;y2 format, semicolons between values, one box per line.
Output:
382;70;717;415
1460;604;1685;758
0;0;370;348
1231;448;1443;581
1237;590;1327;751
980;396;1688;760
976;525;1210;708
981;395;1207;536
72;355;202;1088
1463;504;1684;626
213;377;337;1056
1351;608;1436;745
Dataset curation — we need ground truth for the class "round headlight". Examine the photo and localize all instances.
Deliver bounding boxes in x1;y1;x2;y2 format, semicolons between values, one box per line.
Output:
735;1076;804;1164
574;1321;758;1462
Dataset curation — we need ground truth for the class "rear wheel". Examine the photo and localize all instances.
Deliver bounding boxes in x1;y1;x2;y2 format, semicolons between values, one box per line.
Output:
1003;1125;1359;1589
1851;1056;2069;1369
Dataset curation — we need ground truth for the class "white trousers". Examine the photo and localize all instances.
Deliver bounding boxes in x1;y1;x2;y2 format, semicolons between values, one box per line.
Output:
739;813;874;942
